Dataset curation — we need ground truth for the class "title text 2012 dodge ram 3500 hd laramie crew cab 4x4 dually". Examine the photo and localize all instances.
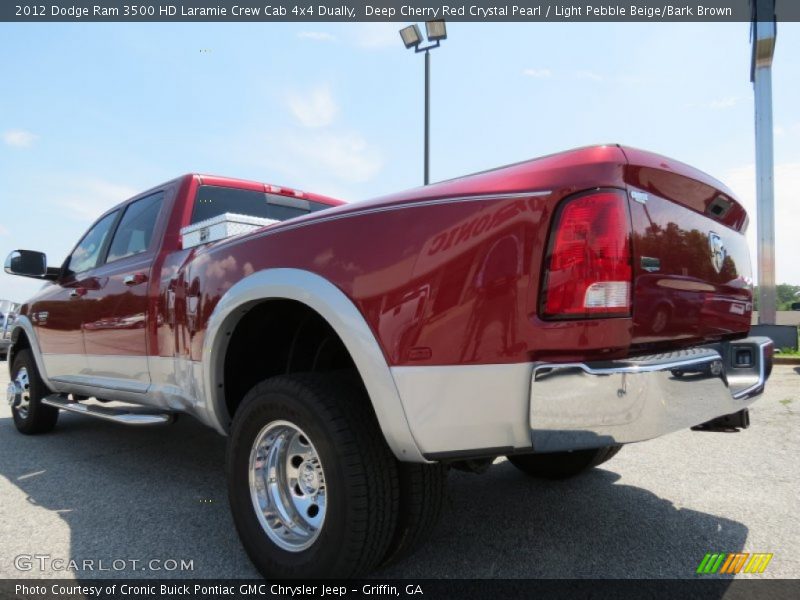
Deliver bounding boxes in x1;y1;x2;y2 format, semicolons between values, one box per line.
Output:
5;145;773;578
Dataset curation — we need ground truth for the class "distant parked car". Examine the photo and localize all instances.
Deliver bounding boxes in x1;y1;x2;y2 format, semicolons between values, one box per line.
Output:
0;299;20;360
792;302;800;311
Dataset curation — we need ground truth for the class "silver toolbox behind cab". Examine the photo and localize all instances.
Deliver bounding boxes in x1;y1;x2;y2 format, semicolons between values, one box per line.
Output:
180;213;278;249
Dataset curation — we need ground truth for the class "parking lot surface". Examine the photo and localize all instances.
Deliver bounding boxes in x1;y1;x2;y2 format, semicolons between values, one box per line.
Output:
1;362;798;579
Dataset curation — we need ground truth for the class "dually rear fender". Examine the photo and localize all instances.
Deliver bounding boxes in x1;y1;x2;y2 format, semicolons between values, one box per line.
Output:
202;267;427;463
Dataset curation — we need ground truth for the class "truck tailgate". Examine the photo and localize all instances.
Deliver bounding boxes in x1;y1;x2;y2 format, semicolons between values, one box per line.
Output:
621;147;753;349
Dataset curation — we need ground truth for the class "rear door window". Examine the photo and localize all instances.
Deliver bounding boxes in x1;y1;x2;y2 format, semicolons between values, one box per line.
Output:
106;192;164;263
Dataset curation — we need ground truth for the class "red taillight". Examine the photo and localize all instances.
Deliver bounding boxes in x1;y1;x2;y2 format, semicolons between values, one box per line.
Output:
541;190;632;318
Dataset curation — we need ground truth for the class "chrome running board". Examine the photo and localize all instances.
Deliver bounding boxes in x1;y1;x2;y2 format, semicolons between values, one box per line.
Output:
41;395;174;425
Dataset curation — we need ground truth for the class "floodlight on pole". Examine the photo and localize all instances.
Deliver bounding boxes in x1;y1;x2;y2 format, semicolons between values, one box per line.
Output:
425;20;448;42
399;20;447;185
400;24;422;49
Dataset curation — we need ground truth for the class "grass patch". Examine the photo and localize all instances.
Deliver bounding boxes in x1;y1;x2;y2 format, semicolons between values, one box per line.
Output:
777;347;800;357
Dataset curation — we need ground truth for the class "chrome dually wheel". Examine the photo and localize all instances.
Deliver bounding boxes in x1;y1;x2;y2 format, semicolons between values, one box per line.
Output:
10;349;59;434
228;373;400;578
249;420;327;552
8;366;31;418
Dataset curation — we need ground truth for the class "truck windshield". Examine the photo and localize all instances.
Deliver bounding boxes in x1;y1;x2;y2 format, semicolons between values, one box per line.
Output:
191;185;330;224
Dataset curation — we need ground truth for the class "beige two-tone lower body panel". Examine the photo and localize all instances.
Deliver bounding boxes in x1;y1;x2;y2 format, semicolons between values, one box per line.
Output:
392;338;773;460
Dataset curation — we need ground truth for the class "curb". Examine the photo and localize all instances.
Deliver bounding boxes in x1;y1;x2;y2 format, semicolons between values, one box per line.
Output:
774;356;800;365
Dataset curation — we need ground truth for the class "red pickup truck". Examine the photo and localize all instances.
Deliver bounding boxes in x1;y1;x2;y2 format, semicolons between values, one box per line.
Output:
5;144;772;578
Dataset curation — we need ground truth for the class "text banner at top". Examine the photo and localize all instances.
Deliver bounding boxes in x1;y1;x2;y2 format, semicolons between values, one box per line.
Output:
3;1;800;22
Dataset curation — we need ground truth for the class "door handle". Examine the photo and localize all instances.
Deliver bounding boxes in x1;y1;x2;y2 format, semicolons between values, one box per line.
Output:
69;288;86;298
124;273;148;286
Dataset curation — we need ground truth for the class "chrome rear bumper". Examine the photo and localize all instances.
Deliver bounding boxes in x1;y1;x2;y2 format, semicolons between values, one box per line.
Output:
530;337;773;453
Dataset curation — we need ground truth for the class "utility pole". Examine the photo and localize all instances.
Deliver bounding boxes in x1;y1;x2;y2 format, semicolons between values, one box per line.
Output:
750;0;777;324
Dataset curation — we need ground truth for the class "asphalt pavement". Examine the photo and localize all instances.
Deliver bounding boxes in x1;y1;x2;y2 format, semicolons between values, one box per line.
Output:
0;361;798;579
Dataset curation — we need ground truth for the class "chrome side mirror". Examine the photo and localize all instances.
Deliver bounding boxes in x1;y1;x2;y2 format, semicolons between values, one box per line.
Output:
4;250;48;278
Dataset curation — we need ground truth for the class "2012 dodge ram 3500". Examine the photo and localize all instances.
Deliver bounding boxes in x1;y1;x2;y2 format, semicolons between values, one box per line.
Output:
4;145;773;578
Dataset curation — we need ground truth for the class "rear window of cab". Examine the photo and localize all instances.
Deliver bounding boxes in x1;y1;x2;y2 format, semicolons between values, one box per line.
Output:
192;185;330;224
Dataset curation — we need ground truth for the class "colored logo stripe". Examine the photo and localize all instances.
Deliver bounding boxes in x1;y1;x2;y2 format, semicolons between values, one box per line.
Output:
745;553;774;573
696;553;773;574
720;553;748;574
697;553;726;574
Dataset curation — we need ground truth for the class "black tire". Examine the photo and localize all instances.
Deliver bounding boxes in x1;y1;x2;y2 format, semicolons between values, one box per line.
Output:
227;373;399;578
380;462;447;567
507;445;622;480
10;348;59;434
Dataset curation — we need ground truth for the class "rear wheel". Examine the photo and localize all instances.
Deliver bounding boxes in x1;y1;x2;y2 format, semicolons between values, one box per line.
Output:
507;445;622;480
8;349;59;434
227;373;399;578
380;462;447;567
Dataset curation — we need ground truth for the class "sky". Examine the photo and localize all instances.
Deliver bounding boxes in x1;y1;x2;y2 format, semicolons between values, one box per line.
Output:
0;21;798;302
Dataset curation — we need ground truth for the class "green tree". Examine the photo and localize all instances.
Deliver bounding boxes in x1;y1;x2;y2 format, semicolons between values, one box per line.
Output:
753;284;800;311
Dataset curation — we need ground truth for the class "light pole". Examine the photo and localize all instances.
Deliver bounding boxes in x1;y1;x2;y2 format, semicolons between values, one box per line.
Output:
750;0;777;324
399;20;447;185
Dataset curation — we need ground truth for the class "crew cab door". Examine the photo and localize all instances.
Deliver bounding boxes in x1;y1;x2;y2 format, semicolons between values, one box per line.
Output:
35;209;120;380
80;191;165;392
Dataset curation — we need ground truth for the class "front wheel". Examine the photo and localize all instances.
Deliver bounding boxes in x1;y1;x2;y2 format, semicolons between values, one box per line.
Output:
227;373;399;578
507;445;622;480
8;348;59;434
